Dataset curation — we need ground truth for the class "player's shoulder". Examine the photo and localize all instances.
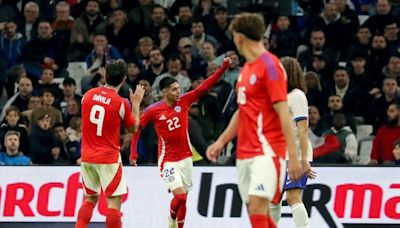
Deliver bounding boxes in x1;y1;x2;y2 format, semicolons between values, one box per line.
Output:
256;52;282;77
288;88;307;101
144;100;164;113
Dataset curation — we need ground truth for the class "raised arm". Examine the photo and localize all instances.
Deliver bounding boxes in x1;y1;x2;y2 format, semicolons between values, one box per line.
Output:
127;85;145;133
187;58;231;102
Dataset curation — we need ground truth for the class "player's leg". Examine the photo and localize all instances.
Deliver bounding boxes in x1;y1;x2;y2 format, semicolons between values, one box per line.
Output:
76;163;101;228
98;162;127;228
247;156;285;228
174;157;193;228
285;174;309;228
269;199;282;224
162;160;190;228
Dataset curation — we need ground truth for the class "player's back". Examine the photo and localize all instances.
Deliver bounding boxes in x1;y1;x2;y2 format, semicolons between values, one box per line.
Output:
81;87;133;164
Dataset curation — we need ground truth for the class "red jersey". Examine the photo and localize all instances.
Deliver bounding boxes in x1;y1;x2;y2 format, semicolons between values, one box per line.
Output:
131;61;229;169
236;52;288;159
81;87;135;164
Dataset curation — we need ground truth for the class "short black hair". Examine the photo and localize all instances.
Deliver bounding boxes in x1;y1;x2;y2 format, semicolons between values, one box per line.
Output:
53;122;64;130
159;77;178;91
41;88;55;97
63;77;76;86
105;59;128;86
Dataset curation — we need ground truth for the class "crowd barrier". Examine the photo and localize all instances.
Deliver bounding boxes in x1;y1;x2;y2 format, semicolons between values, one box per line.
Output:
0;166;399;227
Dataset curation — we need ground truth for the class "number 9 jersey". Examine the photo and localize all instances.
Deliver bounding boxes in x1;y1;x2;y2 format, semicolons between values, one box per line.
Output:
81;87;135;164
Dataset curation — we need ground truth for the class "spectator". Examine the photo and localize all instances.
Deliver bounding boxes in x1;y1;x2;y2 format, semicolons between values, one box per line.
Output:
85;32;121;71
193;0;220;28
200;41;217;65
305;71;327;112
66;116;81;142
369;35;391;83
1;77;33;120
207;6;229;44
174;3;193;39
53;123;80;165
128;0;155;34
52;1;74;54
370;103;400;164
310;54;333;89
119;60;143;98
31;89;63;128
365;78;399;133
143;48;167;86
151;57;191;100
308;105;330;148
363;0;397;35
155;24;176;60
22;1;40;41
33;68;63;100
347;26;372;63
311;2;349;55
177;37;204;75
105;8;136;59
328;67;357;115
207;63;232;108
138;78;156;108
71;0;106;43
21;20;66;79
21;95;41;129
0;131;31;165
28;114;60;164
0;20;26;70
323;95;356;132
0;106;29;154
56;77;82;118
145;5;171;39
5;65;27;99
298;29;339;71
382;52;400;84
190;19;217;50
349;52;376;116
316;112;358;163
63;98;81;125
134;36;154;69
333;0;360;38
269;15;298;57
383;21;400;55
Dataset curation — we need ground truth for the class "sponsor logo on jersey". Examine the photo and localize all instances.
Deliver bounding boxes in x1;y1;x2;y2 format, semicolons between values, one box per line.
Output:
159;115;166;120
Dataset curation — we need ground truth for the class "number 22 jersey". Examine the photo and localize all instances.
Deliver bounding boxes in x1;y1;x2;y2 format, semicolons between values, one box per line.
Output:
81;87;135;164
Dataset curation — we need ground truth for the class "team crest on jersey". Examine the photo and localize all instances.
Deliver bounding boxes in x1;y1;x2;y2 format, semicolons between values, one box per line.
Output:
159;115;166;120
174;106;181;113
249;74;257;85
168;176;175;182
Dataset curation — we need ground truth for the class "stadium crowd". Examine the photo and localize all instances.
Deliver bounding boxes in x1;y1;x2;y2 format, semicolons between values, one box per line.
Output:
0;0;399;166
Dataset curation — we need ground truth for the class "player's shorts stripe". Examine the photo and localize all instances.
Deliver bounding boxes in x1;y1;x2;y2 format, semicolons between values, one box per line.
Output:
104;163;123;196
82;179;97;195
271;157;282;204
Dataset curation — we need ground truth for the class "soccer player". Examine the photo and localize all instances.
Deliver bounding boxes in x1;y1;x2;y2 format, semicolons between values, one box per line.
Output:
206;13;303;228
76;60;144;228
269;57;316;228
130;58;231;228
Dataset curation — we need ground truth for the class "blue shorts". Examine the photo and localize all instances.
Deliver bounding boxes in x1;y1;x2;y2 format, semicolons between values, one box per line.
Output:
283;172;308;191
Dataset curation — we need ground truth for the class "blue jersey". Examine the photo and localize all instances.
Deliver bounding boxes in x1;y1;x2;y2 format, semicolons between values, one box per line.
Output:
0;152;31;165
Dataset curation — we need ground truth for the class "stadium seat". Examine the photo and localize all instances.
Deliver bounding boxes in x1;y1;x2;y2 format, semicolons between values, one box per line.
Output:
355;136;374;165
356;124;373;141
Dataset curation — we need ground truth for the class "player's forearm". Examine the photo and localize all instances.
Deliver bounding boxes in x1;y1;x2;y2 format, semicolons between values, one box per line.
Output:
129;128;142;160
130;104;140;133
195;61;229;95
217;110;238;145
274;102;298;160
297;120;309;160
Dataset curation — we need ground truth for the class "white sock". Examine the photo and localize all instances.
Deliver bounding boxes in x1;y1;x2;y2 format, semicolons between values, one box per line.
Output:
269;201;282;224
291;203;310;228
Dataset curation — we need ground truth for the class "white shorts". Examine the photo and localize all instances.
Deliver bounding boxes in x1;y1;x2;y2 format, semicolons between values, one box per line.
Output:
81;159;127;197
161;157;193;192
236;155;286;204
